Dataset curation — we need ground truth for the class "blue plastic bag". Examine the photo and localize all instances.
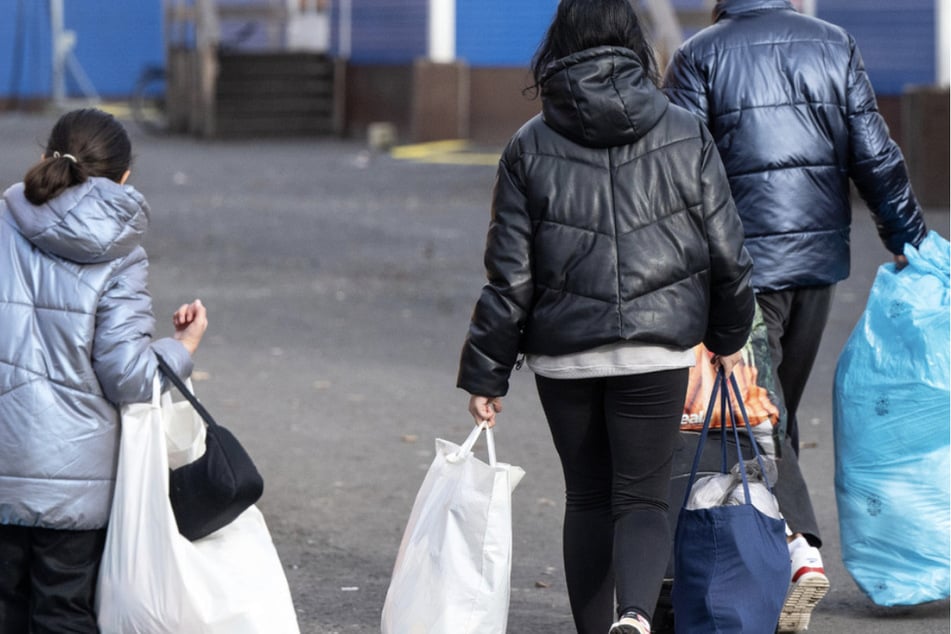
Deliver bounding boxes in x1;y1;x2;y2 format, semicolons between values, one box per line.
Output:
833;230;951;607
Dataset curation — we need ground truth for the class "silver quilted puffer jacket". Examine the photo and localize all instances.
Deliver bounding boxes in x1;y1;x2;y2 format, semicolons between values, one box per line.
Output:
0;177;193;530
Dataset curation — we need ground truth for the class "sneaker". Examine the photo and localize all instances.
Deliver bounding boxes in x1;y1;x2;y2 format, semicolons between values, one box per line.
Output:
609;611;651;634
777;537;829;632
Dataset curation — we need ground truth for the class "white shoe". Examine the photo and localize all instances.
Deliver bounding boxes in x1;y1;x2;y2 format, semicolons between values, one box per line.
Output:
777;536;829;632
609;611;651;634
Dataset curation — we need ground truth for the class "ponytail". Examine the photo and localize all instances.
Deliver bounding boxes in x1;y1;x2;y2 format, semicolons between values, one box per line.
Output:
23;154;88;206
21;108;132;206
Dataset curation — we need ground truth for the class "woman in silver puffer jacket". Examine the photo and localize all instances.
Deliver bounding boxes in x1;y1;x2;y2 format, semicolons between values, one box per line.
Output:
0;108;208;632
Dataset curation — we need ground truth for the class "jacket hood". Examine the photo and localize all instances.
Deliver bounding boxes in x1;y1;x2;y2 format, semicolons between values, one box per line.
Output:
714;0;793;20
541;46;668;148
4;177;150;264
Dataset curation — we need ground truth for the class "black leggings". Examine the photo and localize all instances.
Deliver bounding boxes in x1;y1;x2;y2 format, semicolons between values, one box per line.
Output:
535;369;689;634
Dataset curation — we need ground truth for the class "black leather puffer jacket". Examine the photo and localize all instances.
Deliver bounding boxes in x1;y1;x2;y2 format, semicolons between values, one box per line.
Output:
664;0;927;292
457;46;755;397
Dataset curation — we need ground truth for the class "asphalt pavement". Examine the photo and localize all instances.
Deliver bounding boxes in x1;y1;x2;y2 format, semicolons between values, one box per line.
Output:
0;110;948;633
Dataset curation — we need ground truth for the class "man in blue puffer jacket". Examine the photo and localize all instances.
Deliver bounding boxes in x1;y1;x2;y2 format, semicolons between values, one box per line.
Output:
664;0;929;631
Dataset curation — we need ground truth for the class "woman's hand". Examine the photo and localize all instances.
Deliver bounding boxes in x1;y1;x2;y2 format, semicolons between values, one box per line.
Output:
711;350;743;377
468;395;503;428
173;299;208;356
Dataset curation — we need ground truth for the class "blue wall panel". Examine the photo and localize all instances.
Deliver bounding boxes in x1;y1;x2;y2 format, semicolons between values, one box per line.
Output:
0;0;937;98
456;0;554;67
347;0;427;63
818;0;935;94
0;0;162;99
67;0;164;96
1;0;54;98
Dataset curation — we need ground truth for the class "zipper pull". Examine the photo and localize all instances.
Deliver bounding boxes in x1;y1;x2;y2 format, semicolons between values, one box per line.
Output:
515;354;525;371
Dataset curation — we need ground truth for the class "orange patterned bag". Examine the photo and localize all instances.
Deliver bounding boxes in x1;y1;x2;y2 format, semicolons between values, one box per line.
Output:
682;304;785;435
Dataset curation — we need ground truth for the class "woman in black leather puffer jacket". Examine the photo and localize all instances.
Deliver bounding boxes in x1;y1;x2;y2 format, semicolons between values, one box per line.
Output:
456;1;754;632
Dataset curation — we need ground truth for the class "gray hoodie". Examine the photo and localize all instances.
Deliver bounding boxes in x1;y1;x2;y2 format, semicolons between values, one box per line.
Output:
0;177;192;530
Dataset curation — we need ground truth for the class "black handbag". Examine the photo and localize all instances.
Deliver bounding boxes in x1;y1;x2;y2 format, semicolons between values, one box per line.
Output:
155;354;264;541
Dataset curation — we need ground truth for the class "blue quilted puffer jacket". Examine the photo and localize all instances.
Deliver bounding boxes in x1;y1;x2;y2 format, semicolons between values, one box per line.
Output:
664;0;927;292
0;177;193;530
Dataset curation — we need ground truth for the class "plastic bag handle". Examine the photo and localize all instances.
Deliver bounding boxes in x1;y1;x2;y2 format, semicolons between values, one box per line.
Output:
151;372;162;405
450;423;497;467
904;233;950;286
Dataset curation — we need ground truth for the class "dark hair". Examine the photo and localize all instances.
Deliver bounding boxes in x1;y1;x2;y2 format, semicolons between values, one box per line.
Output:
23;108;132;205
528;0;659;97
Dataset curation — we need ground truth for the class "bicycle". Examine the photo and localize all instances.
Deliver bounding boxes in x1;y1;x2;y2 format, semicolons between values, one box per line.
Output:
131;64;168;136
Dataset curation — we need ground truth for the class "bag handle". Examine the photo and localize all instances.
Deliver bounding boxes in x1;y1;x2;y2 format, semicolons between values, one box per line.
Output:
726;372;774;495
151;371;162;405
681;375;720;508
722;375;754;505
904;233;950;285
681;369;772;508
154;353;218;429
449;423;497;467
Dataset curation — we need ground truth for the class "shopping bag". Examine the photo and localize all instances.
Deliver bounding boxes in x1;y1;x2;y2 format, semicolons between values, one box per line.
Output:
156;354;264;541
381;424;525;634
672;372;789;634
162;376;207;470
682;302;785;455
833;230;951;606
96;376;300;634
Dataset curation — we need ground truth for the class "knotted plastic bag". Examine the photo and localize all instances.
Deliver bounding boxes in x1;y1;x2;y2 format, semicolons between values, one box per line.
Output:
833;230;950;606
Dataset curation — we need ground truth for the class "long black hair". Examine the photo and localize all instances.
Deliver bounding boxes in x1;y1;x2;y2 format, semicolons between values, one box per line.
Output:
23;108;132;206
528;0;659;97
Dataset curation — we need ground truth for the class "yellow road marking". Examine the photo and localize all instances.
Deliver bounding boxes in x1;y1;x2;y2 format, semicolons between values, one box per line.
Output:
96;102;134;119
410;153;500;166
391;139;499;166
390;139;470;159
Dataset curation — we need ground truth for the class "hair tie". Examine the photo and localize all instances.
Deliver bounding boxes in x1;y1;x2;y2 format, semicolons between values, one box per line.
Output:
52;151;78;164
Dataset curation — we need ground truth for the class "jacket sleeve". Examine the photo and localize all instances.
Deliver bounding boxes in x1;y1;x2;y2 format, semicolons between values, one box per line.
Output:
92;247;193;405
456;154;534;397
699;126;755;355
846;37;928;253
663;48;711;125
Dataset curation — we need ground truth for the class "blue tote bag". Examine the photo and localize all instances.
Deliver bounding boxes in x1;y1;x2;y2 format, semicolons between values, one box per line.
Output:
672;372;790;633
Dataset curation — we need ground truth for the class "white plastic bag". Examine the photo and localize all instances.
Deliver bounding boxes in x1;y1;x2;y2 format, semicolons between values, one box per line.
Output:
686;458;783;520
381;424;525;634
96;377;300;634
162;378;206;469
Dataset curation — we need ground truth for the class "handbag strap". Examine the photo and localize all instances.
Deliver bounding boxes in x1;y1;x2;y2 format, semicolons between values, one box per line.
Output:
154;353;218;429
681;368;773;508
